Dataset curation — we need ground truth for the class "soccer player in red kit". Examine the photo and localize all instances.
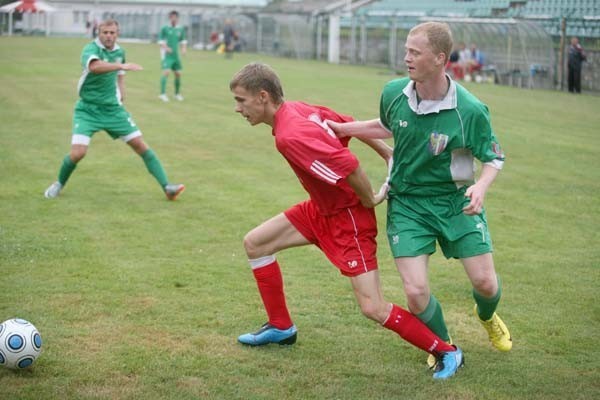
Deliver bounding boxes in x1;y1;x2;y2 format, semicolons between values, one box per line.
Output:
230;63;463;379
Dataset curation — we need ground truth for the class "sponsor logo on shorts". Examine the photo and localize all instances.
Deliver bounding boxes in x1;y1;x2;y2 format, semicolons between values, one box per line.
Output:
392;235;399;245
428;132;449;156
398;120;408;128
347;260;358;269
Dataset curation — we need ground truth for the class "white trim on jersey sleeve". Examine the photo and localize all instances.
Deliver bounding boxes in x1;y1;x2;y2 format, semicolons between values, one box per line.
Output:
180;40;188;44
484;159;504;170
378;118;392;133
310;160;342;184
85;55;100;70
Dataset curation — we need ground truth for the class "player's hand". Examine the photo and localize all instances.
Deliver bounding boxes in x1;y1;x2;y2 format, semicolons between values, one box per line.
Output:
324;119;347;138
463;183;486;215
121;63;143;71
165;47;173;54
373;181;390;206
181;46;187;55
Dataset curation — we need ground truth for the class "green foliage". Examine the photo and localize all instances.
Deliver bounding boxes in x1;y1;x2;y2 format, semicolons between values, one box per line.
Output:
1;37;599;399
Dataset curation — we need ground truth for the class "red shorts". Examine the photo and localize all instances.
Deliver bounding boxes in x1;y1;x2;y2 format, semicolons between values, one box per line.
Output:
284;200;378;277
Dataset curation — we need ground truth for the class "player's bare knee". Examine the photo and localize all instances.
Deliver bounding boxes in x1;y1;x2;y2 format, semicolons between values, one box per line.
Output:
404;283;429;303
358;301;380;322
70;149;86;163
472;276;497;297
243;231;266;259
358;298;387;322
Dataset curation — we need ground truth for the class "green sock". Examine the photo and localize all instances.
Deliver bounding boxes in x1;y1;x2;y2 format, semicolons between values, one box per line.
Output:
160;75;167;95
141;149;168;188
58;155;77;186
174;76;181;94
416;294;450;342
473;276;502;321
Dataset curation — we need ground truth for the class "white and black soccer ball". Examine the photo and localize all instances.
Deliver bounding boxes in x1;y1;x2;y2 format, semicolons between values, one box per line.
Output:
0;318;42;369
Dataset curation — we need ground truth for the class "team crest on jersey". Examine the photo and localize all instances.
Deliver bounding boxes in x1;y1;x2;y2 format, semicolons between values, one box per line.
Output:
115;57;123;64
428;132;449;156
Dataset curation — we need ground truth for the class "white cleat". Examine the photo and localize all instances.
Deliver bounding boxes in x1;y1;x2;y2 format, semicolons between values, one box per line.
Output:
175;94;184;101
44;181;63;198
159;94;170;102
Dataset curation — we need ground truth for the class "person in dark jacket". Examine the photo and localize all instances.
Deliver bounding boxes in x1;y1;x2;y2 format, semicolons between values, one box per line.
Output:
568;37;586;93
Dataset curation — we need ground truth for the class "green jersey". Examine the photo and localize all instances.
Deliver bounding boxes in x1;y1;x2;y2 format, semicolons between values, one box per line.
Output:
159;24;187;59
380;77;505;197
77;39;126;107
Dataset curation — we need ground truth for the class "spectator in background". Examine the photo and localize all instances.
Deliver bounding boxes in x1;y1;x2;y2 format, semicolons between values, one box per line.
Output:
458;42;470;77
568;37;586;94
223;19;236;59
446;44;464;80
468;43;484;75
92;19;98;38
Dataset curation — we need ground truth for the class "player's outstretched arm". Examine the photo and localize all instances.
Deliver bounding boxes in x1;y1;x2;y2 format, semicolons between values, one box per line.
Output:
326;118;392;139
345;165;386;208
89;60;143;74
355;138;393;201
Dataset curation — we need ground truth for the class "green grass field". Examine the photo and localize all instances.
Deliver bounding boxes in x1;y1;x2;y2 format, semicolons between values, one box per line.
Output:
1;37;599;399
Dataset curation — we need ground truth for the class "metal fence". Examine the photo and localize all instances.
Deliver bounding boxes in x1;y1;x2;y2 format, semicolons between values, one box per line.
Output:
2;7;597;91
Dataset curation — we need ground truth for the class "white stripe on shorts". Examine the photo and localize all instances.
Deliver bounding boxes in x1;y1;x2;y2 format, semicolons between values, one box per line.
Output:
120;130;142;143
71;134;91;146
346;208;368;274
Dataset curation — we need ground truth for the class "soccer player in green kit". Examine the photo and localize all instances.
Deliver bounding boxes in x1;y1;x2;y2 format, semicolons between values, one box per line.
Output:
158;10;187;102
327;22;512;369
44;19;184;200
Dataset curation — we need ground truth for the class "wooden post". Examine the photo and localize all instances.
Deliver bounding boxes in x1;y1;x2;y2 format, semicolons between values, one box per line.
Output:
558;17;566;90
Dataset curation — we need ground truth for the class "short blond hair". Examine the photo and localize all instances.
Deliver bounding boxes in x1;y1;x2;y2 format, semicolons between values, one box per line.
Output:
230;62;284;105
409;22;453;63
98;19;119;31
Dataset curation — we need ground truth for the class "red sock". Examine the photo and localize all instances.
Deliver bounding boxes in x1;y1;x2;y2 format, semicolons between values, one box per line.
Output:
252;260;293;330
383;304;454;356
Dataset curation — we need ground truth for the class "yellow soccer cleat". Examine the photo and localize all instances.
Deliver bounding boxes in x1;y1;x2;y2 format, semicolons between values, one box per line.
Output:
474;304;512;351
427;336;453;369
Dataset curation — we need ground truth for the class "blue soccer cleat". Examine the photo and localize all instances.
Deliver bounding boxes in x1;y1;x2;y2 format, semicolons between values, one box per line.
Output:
432;346;464;380
238;323;297;346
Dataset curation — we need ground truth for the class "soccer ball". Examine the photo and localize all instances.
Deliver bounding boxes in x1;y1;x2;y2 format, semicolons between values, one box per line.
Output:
0;318;42;369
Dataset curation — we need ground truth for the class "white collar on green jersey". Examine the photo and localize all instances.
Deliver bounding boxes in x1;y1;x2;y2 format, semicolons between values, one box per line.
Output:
94;38;121;51
403;75;457;115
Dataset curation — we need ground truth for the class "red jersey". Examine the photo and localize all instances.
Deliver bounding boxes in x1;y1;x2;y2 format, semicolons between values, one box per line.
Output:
273;101;360;216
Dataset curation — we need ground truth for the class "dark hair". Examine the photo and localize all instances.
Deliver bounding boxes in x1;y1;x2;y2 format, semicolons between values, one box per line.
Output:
169;10;179;17
230;62;284;105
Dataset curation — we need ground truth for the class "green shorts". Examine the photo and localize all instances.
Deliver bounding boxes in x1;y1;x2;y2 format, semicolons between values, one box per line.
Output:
72;100;140;145
161;56;182;71
386;188;493;259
